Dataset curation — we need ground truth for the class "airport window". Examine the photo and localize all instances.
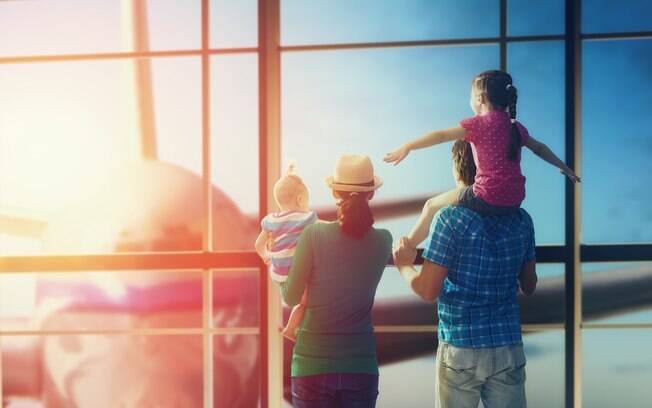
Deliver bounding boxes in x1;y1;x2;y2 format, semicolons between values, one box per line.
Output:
582;0;652;34
1;1;651;407
582;330;652;406
508;0;565;36
280;0;499;45
582;39;652;244
210;0;258;48
582;262;652;324
508;41;566;245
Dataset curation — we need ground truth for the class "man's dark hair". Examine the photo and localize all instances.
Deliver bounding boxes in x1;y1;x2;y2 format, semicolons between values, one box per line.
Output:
452;140;476;187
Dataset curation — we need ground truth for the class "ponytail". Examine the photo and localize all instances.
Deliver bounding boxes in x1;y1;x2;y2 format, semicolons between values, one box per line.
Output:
506;83;521;162
336;191;374;239
472;70;522;162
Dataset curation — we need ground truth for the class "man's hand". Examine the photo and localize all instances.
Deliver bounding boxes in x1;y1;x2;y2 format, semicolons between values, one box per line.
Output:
383;144;411;165
393;237;417;268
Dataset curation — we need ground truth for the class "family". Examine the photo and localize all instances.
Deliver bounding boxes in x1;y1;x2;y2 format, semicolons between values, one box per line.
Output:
255;70;580;408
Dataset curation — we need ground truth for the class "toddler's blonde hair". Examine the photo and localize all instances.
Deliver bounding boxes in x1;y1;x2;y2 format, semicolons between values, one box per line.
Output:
273;162;308;209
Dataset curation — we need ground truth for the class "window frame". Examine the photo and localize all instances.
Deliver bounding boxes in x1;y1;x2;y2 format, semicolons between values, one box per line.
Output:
1;0;652;407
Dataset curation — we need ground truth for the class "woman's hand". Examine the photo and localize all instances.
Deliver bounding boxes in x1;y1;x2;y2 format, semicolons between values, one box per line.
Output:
383;144;411;165
393;237;417;268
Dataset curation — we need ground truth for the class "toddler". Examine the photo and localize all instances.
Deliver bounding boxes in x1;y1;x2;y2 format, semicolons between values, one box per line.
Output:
255;164;317;341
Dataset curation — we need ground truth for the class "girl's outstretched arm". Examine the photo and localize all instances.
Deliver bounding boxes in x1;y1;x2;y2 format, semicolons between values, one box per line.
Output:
406;188;462;248
524;135;581;183
384;126;467;165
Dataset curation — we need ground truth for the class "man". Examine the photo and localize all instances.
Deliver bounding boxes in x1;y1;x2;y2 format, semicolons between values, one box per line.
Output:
394;140;538;408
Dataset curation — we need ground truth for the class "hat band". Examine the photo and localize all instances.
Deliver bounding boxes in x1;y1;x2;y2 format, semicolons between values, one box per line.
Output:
332;179;375;187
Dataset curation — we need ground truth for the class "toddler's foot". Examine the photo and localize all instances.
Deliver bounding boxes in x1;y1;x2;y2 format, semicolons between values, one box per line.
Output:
282;327;297;342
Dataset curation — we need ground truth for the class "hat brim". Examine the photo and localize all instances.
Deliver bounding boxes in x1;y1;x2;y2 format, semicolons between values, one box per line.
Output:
325;176;383;192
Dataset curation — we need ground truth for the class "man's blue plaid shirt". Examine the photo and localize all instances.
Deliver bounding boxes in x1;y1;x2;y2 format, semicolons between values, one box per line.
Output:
423;205;536;348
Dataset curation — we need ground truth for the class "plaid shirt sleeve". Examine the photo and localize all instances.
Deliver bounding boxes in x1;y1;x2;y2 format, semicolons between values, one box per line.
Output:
422;207;458;268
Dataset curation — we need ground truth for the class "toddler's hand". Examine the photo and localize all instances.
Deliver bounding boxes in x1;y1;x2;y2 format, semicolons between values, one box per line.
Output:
561;168;581;183
383;145;410;165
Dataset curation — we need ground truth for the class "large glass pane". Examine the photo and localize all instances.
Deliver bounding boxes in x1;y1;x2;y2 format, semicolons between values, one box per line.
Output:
582;40;652;243
583;330;652;407
508;0;565;36
582;262;652;323
146;0;201;51
0;1;123;56
583;0;652;34
213;269;260;328
214;334;261;407
282;45;499;252
0;270;203;331
281;0;499;45
0;0;200;57
520;330;565;408
2;335;203;406
508;41;565;245
210;53;259;251
0;57;203;255
210;0;258;48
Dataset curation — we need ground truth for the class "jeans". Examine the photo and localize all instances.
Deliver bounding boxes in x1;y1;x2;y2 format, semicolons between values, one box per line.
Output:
436;342;527;408
291;373;379;408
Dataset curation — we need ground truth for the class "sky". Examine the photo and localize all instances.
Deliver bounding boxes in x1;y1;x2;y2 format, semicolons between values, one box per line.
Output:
0;1;651;407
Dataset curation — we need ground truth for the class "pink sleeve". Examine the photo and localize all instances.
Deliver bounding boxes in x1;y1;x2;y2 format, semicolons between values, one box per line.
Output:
515;122;530;146
460;115;483;143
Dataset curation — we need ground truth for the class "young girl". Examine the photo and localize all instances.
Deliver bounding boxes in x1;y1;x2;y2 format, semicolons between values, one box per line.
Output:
255;164;317;341
384;69;580;248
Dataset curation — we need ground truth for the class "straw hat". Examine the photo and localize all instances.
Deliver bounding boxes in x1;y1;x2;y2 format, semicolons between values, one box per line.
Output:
325;154;383;192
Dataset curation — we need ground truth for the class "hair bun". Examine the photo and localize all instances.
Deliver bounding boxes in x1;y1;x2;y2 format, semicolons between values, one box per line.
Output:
285;161;298;176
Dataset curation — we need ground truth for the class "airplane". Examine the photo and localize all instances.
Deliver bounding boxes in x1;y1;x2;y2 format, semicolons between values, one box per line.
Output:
1;3;652;407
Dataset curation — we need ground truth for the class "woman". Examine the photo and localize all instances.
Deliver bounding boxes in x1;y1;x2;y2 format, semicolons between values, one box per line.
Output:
280;154;392;407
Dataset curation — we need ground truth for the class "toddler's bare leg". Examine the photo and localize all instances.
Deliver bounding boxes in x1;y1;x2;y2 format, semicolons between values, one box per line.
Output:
281;288;308;342
407;187;461;248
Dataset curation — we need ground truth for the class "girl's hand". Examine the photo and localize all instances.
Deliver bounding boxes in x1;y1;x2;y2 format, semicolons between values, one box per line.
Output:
393;237;417;268
561;168;581;183
383;145;411;165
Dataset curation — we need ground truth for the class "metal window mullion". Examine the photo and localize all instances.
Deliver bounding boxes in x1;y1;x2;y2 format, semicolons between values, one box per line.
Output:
200;1;214;407
259;0;282;406
582;323;652;330
564;0;582;407
581;30;652;41
0;252;261;272
0;328;260;336
0;48;258;65
500;0;507;70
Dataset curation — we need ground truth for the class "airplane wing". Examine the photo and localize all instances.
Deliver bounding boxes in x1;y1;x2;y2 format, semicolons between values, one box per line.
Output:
315;193;434;221
0;208;47;239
